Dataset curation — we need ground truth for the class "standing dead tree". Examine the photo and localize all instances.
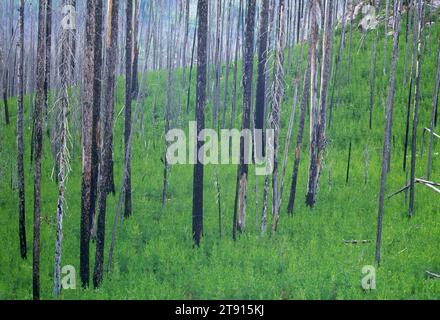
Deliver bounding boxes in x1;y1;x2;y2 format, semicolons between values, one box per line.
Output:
255;0;270;157
54;0;74;296
427;39;440;179
193;0;208;246
17;0;27;260
124;0;133;218
234;0;256;235
90;0;104;234
271;0;286;232
306;0;333;208
80;0;95;288
33;0;47;300
375;0;402;265
408;0;424;217
93;0;120;289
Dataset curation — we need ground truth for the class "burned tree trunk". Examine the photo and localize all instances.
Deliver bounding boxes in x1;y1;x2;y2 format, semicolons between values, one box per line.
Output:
131;0;140;98
255;0;270;154
230;0;243;130
427;39;440;179
124;0;133;218
193;0;208;246
90;0;104;234
272;0;286;232
33;0;47;300
80;0;96;288
375;0;403;265
17;0;27;260
93;0;120;289
235;0;256;234
408;0;424;217
43;0;52;129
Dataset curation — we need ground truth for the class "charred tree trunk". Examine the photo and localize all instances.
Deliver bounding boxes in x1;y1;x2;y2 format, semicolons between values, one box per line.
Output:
131;0;140;98
124;0;133;218
193;0;208;246
427;39;440;179
93;0;120;288
408;0;424;217
43;0;52;130
235;0;256;234
90;0;104;234
33;0;47;300
375;0;402;265
255;0;270;155
17;0;27;260
80;0;96;288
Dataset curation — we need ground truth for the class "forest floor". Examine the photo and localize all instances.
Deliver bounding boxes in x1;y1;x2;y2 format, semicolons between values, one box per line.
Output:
1;18;440;299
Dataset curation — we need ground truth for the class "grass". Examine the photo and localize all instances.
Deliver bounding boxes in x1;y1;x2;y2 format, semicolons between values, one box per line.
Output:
0;14;439;300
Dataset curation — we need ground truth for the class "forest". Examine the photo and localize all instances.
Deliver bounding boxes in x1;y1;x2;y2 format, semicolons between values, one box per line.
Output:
0;0;439;300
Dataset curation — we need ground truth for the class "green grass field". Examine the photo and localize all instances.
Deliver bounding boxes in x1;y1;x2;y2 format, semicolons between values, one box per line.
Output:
0;15;439;300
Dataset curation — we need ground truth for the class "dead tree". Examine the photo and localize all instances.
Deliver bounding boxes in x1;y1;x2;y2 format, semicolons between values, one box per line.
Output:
17;0;27;260
131;0;140;98
305;0;320;208
230;0;243;130
408;0;425;217
33;0;47;300
193;0;208;246
212;0;223;127
235;0;256;234
90;0;104;234
43;0;52;130
271;0;286;232
80;0;96;288
221;0;233;129
54;0;73;296
255;0;270;155
427;39;440;179
287;25;312;214
375;0;402;265
93;0;120;289
383;0;391;75
124;0;133;218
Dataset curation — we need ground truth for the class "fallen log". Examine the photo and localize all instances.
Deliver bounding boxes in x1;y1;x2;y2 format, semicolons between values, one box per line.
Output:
426;271;440;279
387;178;440;199
343;239;372;244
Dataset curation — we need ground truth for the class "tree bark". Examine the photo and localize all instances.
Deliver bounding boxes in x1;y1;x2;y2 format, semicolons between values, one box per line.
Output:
193;0;208;246
17;0;27;260
375;0;403;265
124;0;133;218
236;0;256;234
33;0;47;300
408;0;424;217
80;0;96;288
93;0;120;289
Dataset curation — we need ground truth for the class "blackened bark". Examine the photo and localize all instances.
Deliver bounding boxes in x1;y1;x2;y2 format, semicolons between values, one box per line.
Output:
43;0;52;129
131;0;139;98
90;0;103;232
193;0;208;246
255;0;270;153
124;0;133;218
287;46;312;215
33;0;47;300
17;0;27;260
93;0;120;288
375;0;403;265
236;0;256;233
80;0;95;288
408;0;424;217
